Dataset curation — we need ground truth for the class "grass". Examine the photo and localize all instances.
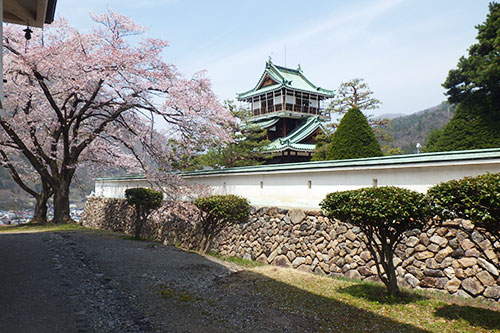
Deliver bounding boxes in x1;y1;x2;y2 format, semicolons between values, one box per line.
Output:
206;252;266;268
0;222;86;233
2;223;497;331
242;265;500;332
158;284;203;302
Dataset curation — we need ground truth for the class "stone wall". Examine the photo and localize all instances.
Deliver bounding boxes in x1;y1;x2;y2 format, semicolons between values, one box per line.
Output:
82;197;500;302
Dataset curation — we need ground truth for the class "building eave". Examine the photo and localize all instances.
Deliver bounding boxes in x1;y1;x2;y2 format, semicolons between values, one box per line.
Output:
3;0;57;28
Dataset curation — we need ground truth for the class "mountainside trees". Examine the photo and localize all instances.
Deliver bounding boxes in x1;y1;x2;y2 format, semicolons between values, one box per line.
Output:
427;2;500;152
0;11;231;223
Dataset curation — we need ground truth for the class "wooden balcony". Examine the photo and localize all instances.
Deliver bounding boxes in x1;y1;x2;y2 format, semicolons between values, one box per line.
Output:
252;103;326;117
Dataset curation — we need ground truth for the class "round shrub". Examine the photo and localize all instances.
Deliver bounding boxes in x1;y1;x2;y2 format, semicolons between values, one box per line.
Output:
427;172;500;248
125;187;163;238
321;186;432;295
194;194;250;253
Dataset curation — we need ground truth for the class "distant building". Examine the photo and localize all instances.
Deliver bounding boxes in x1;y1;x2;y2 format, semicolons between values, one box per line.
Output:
237;58;334;163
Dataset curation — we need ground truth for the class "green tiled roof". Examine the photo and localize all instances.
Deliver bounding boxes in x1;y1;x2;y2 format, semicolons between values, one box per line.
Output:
237;60;334;100
95;148;500;180
249;117;280;129
266;116;324;152
181;148;500;176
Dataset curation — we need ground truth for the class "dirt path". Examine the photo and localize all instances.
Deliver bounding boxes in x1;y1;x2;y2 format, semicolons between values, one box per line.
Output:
0;230;315;332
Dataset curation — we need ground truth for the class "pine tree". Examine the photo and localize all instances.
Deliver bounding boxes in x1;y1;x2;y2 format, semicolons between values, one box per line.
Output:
425;94;500;152
326;108;383;160
431;3;500;152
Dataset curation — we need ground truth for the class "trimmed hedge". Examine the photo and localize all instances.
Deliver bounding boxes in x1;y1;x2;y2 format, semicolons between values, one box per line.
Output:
321;186;433;295
427;172;500;247
125;187;163;238
194;194;250;253
326;107;383;160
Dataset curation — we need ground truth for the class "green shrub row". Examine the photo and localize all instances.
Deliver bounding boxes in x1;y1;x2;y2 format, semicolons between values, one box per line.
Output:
320;172;500;296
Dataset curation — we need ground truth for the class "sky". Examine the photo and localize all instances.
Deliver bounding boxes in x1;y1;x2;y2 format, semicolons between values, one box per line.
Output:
55;0;493;117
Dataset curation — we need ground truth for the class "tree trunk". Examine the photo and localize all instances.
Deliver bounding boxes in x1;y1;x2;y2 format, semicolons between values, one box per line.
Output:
53;181;72;224
384;252;400;296
32;193;49;224
386;274;400;296
134;209;144;239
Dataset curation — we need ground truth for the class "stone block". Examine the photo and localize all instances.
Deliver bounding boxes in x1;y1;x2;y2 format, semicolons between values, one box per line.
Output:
428;244;440;253
319;262;330;273
435;246;454;263
405;247;415;258
393;257;402;268
478;239;491;251
458;257;476;268
423;269;444;277
443;267;455;279
288;209;306;224
420;277;436;288
292;256;306;268
461;277;484;296
404;273;420;288
425;258;439;269
477;258;499;277
419;233;430;246
460;239;475;251
314;266;326;275
256;253;270;264
415;244;427;252
465;248;481;258
405;236;419;248
273;255;291;268
445;278;461;293
345;269;362;280
345;230;357;242
414;251;434;260
430;235;448;248
453;289;471;299
471;231;484;243
451;248;465;259
407;266;423;279
358;266;372;277
336;225;347;234
455;268;465;279
483;286;500;300
402;257;414;268
435;277;449;289
476;270;495;287
448;238;458;249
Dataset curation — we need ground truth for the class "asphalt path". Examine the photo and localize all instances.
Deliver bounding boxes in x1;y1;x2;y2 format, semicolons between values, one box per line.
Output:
0;232;79;332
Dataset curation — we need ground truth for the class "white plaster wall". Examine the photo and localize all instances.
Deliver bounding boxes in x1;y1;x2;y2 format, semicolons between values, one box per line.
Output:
95;179;151;199
95;157;500;209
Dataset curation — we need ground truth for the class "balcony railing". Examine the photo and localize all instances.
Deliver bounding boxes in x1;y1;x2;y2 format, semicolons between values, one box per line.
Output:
252;104;329;118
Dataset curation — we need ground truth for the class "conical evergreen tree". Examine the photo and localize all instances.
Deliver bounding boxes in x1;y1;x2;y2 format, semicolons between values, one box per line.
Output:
426;93;500;152
326;107;383;160
430;3;500;152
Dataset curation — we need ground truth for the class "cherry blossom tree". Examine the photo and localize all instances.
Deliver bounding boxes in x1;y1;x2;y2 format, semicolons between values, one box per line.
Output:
0;145;52;222
0;10;232;224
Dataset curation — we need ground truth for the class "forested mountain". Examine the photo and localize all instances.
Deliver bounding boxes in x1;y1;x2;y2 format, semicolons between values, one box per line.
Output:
380;102;455;154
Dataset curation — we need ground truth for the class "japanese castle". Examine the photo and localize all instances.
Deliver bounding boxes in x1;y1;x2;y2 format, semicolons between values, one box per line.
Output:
237;58;334;163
